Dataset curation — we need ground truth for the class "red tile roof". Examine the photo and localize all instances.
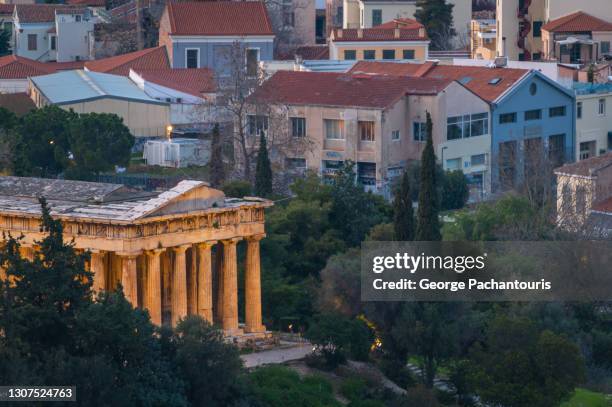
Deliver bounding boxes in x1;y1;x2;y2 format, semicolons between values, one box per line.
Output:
349;61;529;102
248;70;448;109
0;93;36;116
0;55;55;79
85;46;170;76
331;25;428;42
377;18;423;30
133;68;216;97
542;11;612;33
0;4;14;15
47;60;86;71
555;152;612;177
15;4;82;23
165;1;274;36
592;197;612;214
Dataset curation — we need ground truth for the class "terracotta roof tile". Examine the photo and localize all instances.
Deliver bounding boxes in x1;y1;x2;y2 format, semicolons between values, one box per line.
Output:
0;55;55;79
166;1;274;36
15;4;82;23
248;70;447;109
133;68;216;97
542;11;612;33
0;4;14;15
377;18;423;30
349;61;529;102
332;25;427;42
85;46;169;76
555;152;612;177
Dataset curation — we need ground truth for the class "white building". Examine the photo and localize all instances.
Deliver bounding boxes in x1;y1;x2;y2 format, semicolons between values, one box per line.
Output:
143;138;210;168
574;83;612;161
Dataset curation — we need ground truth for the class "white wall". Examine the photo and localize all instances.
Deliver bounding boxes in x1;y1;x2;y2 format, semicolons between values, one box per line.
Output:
576;92;612;161
14;22;54;61
0;79;29;93
55;12;95;62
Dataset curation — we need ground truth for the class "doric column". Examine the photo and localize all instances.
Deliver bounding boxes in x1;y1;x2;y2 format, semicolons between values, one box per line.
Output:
214;244;224;324
118;252;140;307
146;249;164;326
197;241;215;324
90;250;106;293
172;245;189;327
222;238;241;335
188;247;197;315
245;235;266;333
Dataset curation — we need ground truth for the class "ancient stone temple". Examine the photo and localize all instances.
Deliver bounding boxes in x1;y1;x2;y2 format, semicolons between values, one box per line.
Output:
0;176;272;338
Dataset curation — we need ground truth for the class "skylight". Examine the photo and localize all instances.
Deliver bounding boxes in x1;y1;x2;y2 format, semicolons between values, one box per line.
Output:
489;77;502;85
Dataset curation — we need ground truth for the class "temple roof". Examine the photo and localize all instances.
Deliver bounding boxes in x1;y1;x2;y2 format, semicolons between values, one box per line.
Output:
0;177;271;224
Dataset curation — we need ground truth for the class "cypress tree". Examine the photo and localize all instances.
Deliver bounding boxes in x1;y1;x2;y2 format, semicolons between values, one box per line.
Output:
393;171;415;241
254;130;272;197
209;123;225;188
416;112;441;241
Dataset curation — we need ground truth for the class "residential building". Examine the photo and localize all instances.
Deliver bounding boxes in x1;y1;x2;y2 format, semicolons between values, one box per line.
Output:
576;63;612;84
265;0;316;52
342;0;471;46
541;12;612;64
246;70;489;197
329;18;429;61
471;19;497;60
0;176;272;337
158;1;274;77
574;82;612;161
349;60;575;193
555;152;612;237
13;4;99;62
0;54;54;92
496;0;612;61
29;69;170;138
325;0;343;37
143;138;210;168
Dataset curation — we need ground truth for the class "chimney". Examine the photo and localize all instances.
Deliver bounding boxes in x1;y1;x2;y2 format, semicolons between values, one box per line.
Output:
357;28;363;38
337;29;343;38
394;28;400;39
418;27;425;38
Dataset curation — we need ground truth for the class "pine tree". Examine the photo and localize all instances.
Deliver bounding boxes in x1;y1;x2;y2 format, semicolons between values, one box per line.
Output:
209;123;225;188
393;171;415;241
415;0;455;50
416;112;441;241
254;130;272;197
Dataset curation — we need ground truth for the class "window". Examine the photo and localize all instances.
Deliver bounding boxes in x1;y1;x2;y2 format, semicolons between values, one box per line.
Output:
402;49;415;60
283;0;295;28
336;6;343;25
471;154;486;166
324;119;344;139
344;50;356;60
549;106;566;117
186;48;199;68
290;117;306;138
598;99;606;116
391;130;400;141
247;115;268;136
532;21;542;37
413;122;427;141
580;141;596;160
524;109;541;121
548;134;565;167
447;113;489;140
50;36;56;51
363;50;376;60
358;121;375;141
382;49;395;60
285;157;306;169
529;83;537;95
608;131;612;150
499;112;517;124
246;48;259;77
532;52;541;61
601;41;610;55
372;9;382;26
576;186;586;215
446;158;461;171
577;102;582;119
27;34;37;51
75;14;82;22
357;162;376;185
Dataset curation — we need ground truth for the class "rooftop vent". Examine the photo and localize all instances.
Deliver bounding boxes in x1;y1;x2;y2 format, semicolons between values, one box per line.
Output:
489;77;502;85
459;76;472;84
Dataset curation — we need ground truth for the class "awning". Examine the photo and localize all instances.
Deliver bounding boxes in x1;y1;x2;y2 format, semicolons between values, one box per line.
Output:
555;36;595;45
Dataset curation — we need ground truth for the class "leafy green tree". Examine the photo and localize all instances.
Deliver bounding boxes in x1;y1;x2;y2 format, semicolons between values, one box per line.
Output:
209;123;225;187
172;316;245;407
441;170;469;211
66;112;134;180
0;107;17;173
393;171;415;240
469;316;585;407
415;0;455;50
0;27;10;57
254;130;273;197
416;112;441;241
12;106;75;177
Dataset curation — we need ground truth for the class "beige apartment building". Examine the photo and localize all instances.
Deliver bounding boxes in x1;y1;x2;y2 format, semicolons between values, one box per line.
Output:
471;19;497;59
246;70;488;197
496;0;612;61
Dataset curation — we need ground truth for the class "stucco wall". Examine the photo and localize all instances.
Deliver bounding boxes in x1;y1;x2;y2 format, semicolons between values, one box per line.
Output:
330;42;427;60
576;92;612;161
14;23;54;61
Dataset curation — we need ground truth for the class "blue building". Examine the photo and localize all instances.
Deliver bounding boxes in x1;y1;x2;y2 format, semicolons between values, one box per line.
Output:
490;70;576;191
159;1;275;77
